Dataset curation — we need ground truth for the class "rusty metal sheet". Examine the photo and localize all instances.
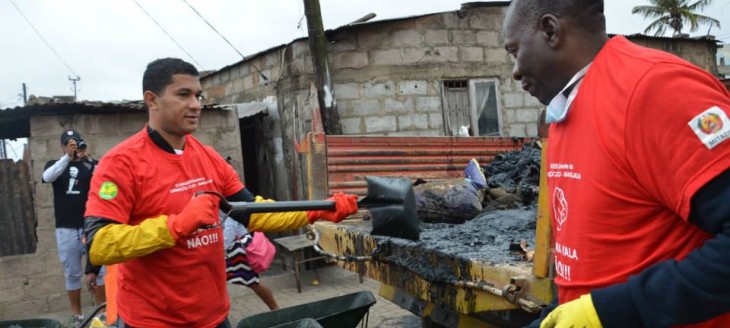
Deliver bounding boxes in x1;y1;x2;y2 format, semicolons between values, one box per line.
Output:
0;159;36;256
324;135;531;195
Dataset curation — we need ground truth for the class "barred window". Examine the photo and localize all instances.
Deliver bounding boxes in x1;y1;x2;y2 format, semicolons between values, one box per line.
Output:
441;79;502;136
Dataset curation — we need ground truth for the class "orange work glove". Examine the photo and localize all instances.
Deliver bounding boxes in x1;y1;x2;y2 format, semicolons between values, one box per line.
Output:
166;194;219;240
307;193;359;224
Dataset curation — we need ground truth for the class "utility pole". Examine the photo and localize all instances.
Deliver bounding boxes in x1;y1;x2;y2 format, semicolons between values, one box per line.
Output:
22;83;27;105
303;0;342;135
68;76;80;101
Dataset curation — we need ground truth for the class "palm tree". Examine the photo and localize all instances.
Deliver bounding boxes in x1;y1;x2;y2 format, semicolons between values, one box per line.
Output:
632;0;721;37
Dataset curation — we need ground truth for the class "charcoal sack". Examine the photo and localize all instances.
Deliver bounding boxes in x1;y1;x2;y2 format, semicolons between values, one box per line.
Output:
414;178;484;224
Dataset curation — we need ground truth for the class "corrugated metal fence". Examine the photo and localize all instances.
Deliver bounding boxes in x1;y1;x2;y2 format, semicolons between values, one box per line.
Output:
323;135;531;195
0;160;36;256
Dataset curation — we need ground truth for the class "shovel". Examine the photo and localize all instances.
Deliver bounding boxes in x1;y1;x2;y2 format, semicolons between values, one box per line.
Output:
208;176;420;241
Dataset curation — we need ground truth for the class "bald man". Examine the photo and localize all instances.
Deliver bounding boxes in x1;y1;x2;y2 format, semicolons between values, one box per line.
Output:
503;1;730;327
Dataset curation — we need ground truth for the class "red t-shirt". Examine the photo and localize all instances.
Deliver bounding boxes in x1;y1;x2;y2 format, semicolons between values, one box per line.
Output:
548;36;730;326
85;128;243;328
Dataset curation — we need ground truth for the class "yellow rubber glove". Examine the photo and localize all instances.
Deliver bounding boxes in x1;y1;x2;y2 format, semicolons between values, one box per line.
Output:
540;294;603;328
90;194;218;265
89;216;175;265
247;196;310;233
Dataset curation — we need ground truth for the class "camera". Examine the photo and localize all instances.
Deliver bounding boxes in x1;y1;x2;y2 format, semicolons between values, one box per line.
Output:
78;140;87;150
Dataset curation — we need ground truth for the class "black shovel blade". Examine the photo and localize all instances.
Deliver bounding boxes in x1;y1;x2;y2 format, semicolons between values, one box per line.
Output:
361;176;420;241
206;175;420;241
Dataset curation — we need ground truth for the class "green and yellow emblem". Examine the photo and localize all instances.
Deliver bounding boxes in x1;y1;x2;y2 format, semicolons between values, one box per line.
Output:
99;181;118;200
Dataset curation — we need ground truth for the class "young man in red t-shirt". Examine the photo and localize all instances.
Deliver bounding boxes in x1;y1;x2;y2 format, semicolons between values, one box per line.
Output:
84;58;357;328
504;1;730;327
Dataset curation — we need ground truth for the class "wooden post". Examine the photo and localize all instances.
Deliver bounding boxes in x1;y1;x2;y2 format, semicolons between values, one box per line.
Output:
303;0;342;135
304;132;329;200
533;139;552;278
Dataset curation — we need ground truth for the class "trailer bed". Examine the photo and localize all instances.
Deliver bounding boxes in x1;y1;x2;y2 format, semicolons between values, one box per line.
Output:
313;207;552;326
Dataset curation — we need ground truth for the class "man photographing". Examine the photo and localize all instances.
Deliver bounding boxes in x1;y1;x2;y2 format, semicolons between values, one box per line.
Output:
42;130;105;326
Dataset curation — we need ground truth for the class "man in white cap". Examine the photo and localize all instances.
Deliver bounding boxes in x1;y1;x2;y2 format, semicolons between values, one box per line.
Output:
42;129;105;326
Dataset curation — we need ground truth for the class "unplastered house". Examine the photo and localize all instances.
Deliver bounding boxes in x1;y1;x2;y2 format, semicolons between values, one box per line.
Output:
203;2;532;202
205;2;524;139
200;1;720;201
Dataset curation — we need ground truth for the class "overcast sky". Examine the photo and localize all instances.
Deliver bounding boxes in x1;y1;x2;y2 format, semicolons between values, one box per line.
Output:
1;0;728;109
1;0;729;159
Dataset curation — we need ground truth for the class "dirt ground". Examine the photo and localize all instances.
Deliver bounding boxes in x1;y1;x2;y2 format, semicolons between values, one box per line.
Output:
8;264;421;328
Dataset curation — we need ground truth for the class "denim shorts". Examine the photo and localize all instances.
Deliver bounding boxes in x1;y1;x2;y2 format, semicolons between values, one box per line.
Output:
56;228;105;290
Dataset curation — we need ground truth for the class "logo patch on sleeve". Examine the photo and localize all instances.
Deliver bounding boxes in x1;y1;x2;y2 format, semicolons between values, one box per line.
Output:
99;181;119;200
689;106;730;149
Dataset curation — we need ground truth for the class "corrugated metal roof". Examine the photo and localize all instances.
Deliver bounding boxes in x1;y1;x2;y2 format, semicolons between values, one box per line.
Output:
0;100;228;139
0;100;146;119
618;33;721;44
0;100;227;118
206;2;514;78
206;12;442;76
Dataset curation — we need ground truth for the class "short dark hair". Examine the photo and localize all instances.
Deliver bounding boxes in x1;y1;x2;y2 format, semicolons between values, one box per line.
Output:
142;58;199;95
512;0;605;35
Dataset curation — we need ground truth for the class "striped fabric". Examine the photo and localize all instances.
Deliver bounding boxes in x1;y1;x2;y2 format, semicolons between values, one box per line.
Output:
225;233;260;286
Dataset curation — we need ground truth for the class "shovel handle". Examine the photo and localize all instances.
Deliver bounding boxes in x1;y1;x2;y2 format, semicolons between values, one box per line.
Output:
196;190;373;216
227;200;335;214
195;190;337;214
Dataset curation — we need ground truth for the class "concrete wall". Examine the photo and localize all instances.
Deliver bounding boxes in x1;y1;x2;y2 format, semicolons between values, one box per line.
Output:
0;109;241;318
202;5;540;138
327;7;541;137
630;37;720;75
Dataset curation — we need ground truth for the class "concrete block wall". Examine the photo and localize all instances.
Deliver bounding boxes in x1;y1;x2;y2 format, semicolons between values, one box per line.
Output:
201;5;543;138
329;6;540;136
630;38;719;75
334;79;445;135
501;77;543;137
0;109;242;318
203;49;283;105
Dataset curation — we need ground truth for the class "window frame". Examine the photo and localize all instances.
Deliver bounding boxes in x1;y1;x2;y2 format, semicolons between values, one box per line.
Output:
440;78;503;137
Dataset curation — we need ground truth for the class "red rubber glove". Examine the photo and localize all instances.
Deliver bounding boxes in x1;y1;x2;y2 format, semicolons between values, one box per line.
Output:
167;194;219;240
307;193;359;224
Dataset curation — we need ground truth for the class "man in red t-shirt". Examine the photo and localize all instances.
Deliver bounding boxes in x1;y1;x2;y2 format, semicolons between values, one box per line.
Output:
84;58;358;328
504;1;730;327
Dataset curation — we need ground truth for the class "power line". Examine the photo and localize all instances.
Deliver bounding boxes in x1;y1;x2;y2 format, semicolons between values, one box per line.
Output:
130;0;205;69
180;0;269;82
10;0;79;78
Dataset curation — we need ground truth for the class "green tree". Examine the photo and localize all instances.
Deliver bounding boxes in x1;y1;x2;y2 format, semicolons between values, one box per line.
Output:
632;0;721;36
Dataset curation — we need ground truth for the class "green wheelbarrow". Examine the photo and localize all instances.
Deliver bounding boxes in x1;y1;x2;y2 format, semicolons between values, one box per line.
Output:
236;291;376;328
0;319;63;328
0;302;105;328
